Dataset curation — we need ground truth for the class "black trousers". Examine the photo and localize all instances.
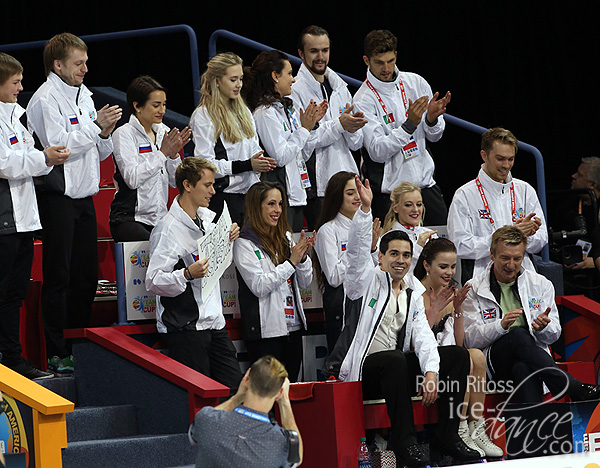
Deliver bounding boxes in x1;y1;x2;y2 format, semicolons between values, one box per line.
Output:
488;326;577;403
110;221;154;242
37;192;98;358
371;184;448;226
303;196;322;232
0;232;34;367
209;191;247;227
362;346;470;452
245;330;303;382
287;206;305;233
165;328;243;392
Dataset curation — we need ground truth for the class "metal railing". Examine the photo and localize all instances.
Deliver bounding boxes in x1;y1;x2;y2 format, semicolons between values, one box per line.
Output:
208;28;550;262
0;24;202;107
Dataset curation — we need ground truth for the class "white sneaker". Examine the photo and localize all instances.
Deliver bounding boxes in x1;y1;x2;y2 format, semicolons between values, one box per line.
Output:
469;418;504;458
458;420;484;458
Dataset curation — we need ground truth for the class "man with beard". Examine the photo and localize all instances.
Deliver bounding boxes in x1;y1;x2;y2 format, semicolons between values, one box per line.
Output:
291;25;367;229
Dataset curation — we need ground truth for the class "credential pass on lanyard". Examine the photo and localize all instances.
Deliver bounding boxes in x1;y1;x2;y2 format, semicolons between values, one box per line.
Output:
475;177;517;225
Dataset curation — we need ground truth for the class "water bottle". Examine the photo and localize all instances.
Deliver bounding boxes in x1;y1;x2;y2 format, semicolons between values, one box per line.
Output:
358;437;371;467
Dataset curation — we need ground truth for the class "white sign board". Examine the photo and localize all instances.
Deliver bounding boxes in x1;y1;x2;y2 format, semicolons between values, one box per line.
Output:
197;202;234;302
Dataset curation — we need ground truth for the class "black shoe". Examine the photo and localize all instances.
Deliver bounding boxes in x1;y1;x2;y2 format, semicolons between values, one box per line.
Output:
431;435;481;463
396;444;429;467
570;383;600;402
9;360;54;380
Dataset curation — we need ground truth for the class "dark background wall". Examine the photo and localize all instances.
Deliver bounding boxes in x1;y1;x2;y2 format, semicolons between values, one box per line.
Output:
3;1;599;225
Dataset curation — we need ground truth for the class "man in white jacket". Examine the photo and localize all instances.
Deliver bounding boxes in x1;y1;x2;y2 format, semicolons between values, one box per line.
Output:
448;127;547;284
145;157;242;392
338;176;478;466
463;225;600;403
26;33;122;374
291;25;366;228
353;30;451;224
0;53;69;379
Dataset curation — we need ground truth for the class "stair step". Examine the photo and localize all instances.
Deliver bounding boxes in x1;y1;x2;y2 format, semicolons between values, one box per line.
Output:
36;376;77;405
67;404;138;442
62;433;196;468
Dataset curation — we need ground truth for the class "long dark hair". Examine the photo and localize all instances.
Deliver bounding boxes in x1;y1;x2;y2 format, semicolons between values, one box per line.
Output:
242;50;292;111
243;181;291;265
414;237;457;281
313;171;357;291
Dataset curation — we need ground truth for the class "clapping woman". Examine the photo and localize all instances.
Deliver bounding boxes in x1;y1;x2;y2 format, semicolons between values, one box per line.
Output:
109;75;191;241
190;52;276;225
414;239;503;459
242;50;326;231
233;181;315;381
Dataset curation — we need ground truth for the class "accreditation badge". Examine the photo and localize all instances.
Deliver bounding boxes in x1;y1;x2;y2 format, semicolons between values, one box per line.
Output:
402;137;420;160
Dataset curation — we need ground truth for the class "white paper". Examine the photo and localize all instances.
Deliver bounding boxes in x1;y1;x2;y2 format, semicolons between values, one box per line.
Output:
197;202;234;302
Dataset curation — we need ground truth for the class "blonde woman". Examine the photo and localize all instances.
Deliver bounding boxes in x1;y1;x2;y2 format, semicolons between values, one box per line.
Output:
190;52;276;224
381;181;437;274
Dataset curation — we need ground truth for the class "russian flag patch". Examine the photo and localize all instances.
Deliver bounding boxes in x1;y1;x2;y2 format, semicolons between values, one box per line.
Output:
9;135;18;145
139;145;152;154
69;115;79;125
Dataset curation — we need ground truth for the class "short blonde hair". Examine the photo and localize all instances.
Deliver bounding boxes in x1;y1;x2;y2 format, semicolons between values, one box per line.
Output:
248;355;288;398
175;157;217;194
0;53;23;85
43;32;87;77
491;225;527;254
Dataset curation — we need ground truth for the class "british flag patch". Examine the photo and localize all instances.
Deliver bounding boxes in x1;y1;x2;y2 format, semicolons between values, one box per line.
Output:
479;209;491;219
482;308;496;319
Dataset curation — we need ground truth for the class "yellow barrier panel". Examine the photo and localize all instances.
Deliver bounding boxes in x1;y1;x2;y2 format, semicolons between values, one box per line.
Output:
0;365;74;468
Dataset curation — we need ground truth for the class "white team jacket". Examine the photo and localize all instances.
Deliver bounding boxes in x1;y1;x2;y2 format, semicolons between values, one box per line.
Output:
314;212;352;288
26;72;113;199
353;68;445;193
388;221;437;275
111;115;180;226
189;105;261;194
253;101;313;206
291;64;362;196
0;102;52;233
463;262;561;378
447;167;548;278
339;208;440;382
233;232;311;339
146;197;225;333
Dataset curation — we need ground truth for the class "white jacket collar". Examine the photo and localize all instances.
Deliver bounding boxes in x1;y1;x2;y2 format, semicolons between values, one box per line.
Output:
47;71;93;103
365;66;401;96
170;195;216;231
296;63;345;93
0;101;24;124
128;114;164;139
477;165;514;196
334;211;353;229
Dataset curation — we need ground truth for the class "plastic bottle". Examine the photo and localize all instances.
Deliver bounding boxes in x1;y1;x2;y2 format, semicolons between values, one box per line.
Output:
358;437;372;467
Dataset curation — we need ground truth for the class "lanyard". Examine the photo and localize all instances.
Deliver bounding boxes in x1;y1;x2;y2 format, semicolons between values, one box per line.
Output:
475;177;517;225
284;107;299;131
233;406;271;423
366;75;409;119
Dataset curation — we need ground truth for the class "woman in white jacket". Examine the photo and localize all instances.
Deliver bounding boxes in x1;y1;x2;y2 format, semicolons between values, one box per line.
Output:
415;238;503;459
313;170;380;352
190;53;276;225
109;76;191;241
242;50;326;231
381;182;437;274
233;181;315;381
